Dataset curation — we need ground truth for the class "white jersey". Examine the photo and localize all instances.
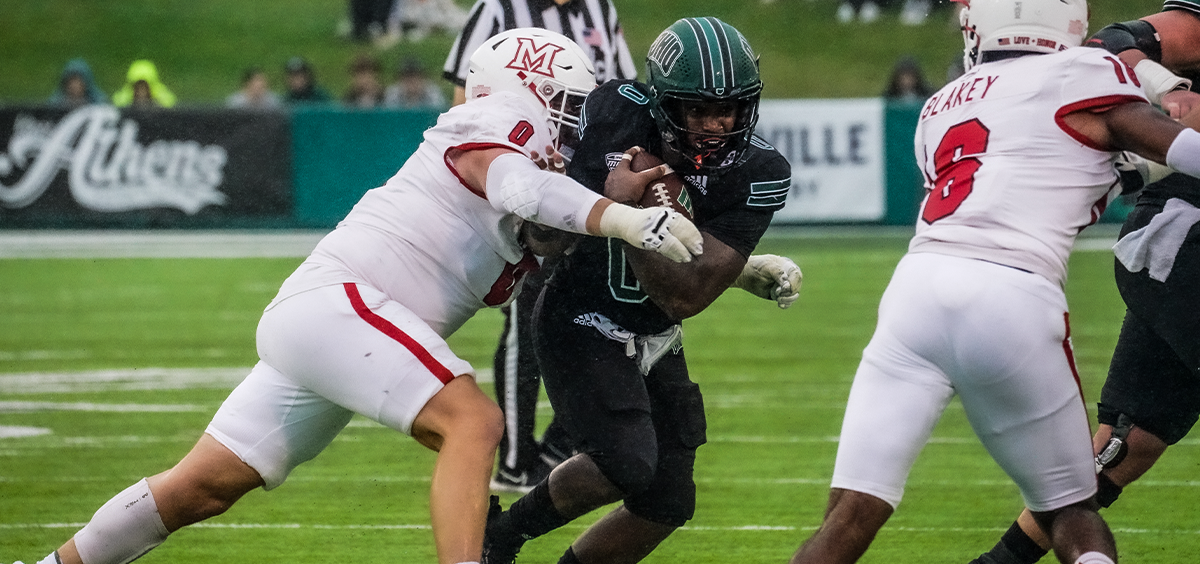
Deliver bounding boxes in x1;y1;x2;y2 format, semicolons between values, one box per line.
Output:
911;48;1148;287
273;91;556;337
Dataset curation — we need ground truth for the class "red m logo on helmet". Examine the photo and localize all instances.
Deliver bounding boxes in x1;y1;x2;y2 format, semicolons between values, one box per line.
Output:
506;37;564;78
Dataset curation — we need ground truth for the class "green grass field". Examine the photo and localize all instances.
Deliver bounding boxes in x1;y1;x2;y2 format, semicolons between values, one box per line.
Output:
3;233;1198;563
2;0;1165;103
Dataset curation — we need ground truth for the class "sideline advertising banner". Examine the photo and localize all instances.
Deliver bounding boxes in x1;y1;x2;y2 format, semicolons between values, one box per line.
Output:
0;105;291;228
756;98;886;223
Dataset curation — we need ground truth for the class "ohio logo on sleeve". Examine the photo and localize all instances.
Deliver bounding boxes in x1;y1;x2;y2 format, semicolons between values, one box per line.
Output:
506;38;565;78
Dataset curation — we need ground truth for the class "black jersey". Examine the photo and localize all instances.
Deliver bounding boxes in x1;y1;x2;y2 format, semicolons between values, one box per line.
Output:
548;80;792;335
1125;173;1200;224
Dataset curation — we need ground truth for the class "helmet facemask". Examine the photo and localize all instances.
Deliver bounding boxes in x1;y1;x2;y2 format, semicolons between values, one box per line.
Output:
527;75;590;160
655;92;759;172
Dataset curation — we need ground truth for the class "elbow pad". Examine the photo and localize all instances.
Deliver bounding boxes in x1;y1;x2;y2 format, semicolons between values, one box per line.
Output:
485;152;601;234
1087;20;1163;61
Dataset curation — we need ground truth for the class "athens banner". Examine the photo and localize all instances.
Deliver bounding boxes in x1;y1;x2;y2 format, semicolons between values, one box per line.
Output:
0;105;291;228
756;98;886;223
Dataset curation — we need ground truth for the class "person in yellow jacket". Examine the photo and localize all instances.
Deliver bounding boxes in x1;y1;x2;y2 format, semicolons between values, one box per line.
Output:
112;59;177;108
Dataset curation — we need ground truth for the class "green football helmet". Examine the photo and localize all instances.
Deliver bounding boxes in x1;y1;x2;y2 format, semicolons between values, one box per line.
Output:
645;17;762;174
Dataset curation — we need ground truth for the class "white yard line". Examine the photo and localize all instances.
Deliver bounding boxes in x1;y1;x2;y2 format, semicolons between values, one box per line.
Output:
0;227;1120;259
2;520;1198;536
0;230;330;259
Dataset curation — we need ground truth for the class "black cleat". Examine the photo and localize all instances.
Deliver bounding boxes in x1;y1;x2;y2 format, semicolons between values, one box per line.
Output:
481;495;526;564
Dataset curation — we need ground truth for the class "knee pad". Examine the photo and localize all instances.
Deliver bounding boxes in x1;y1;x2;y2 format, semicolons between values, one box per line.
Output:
589;437;658;496
581;408;660;496
74;478;170;564
624;448;698;527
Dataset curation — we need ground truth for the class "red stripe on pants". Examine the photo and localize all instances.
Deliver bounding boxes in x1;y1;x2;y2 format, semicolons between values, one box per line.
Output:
343;283;456;384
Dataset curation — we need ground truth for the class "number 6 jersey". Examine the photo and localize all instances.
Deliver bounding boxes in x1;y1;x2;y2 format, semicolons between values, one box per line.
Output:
911;47;1148;288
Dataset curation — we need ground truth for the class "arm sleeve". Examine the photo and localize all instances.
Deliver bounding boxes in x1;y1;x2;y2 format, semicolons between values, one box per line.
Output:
486;152;603;234
1087;20;1163;61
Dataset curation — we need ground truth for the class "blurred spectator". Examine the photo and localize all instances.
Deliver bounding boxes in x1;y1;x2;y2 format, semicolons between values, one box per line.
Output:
899;0;931;25
945;55;966;83
837;0;887;23
383;56;446;109
49;58;108;108
226;66;282;110
386;0;468;43
282;57;333;105
112;60;177;108
348;0;393;43
837;0;951;25
342;53;385;108
883;56;935;103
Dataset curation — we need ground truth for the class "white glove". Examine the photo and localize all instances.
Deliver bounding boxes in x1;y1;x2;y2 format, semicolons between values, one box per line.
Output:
598;204;704;263
733;254;802;309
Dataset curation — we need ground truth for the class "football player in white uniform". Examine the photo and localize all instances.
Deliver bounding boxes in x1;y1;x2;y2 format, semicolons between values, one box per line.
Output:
789;2;1200;564
22;29;702;564
970;2;1200;563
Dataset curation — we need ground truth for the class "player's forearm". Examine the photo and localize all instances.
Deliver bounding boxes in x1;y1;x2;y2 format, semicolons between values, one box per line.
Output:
585;199;612;235
624;234;742;320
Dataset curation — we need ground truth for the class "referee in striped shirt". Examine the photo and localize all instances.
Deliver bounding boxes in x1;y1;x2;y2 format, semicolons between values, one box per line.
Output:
442;0;637;495
443;0;637;105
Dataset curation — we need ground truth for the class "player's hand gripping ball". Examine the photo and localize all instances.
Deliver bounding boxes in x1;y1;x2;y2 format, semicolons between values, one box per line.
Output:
630;150;693;220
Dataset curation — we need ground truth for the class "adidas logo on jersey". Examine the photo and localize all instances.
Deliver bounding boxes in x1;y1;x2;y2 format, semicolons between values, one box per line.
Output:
684;175;708;195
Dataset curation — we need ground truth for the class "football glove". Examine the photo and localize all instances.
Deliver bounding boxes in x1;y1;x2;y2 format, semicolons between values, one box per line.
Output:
733;254;803;309
1114;151;1172;195
599;204;704;263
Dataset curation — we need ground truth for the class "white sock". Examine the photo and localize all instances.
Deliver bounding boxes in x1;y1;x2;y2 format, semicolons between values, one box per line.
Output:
36;553;62;564
73;478;170;564
1075;552;1115;564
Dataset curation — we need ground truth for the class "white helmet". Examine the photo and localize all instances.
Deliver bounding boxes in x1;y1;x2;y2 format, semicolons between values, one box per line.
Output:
465;28;596;155
958;0;1089;70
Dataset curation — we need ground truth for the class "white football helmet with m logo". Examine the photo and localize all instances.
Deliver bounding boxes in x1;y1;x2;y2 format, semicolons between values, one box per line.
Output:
957;0;1089;70
466;28;597;155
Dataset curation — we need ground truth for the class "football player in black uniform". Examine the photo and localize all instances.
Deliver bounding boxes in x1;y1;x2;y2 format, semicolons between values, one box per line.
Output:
480;16;797;564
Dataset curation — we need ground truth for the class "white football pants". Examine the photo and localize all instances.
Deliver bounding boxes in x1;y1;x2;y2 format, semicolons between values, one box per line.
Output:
831;252;1097;512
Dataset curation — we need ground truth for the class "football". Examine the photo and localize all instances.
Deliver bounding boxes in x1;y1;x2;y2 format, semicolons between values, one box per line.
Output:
631;151;693;220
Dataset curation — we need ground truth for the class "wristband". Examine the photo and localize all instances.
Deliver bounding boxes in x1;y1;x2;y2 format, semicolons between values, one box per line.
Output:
1134;59;1192;106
